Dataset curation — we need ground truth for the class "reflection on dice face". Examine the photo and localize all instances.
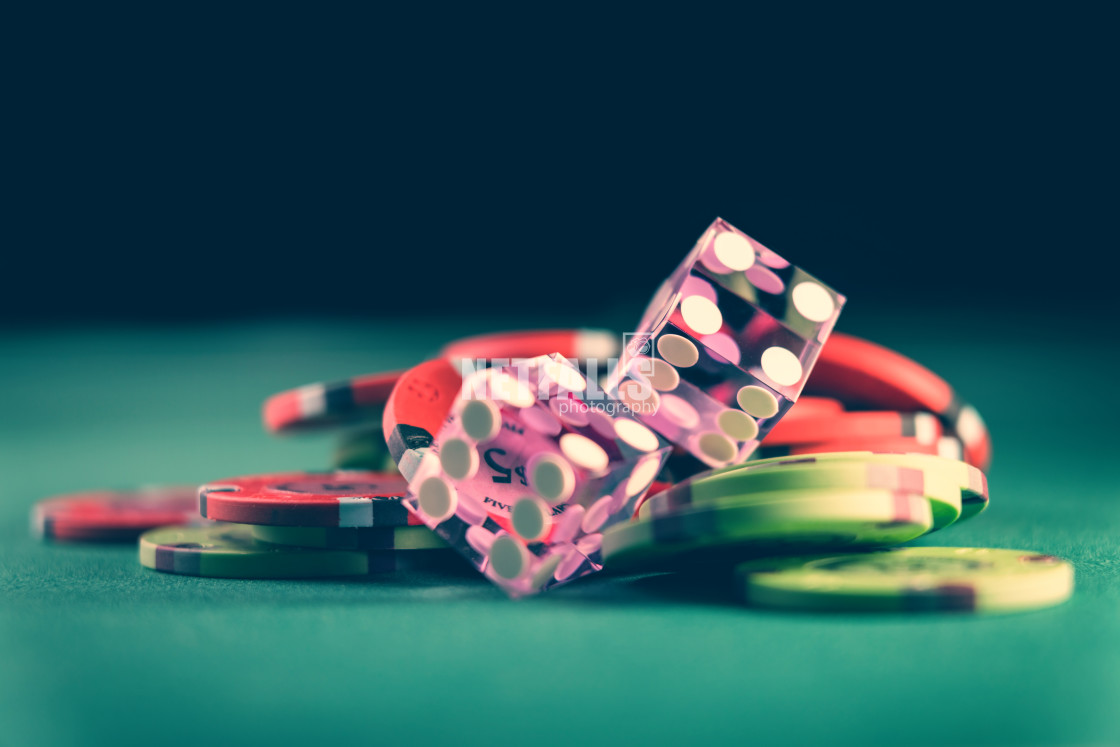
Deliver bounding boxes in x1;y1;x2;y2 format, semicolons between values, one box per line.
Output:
608;218;845;468
404;354;672;596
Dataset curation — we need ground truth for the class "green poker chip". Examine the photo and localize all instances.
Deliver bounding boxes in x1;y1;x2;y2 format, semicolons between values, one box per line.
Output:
602;489;933;571
250;523;447;551
640;459;962;529
736;547;1074;614
657;451;988;525
139;523;462;579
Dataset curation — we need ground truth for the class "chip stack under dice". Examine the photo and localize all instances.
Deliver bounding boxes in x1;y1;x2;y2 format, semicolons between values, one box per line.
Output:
608;218;845;467
404;355;672;596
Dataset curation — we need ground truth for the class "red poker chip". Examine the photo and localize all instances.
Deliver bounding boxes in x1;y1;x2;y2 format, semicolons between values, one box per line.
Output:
756;435;965;461
382;357;465;475
764;410;942;447
262;370;403;435
32;487;202;543
790;397;844;417
264;329;618;438
806;333;991;469
198;471;420;528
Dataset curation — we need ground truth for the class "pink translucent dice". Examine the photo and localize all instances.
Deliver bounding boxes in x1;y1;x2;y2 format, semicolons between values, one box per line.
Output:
607;218;845;467
404;354;672;596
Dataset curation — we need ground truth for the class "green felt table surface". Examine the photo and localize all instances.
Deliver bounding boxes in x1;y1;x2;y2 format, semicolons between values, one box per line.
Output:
2;313;1118;747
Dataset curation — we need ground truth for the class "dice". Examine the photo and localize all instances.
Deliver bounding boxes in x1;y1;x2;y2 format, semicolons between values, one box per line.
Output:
607;218;845;467
404;354;672;596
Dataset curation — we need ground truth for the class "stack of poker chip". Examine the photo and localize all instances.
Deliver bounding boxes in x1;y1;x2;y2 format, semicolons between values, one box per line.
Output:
136;470;464;579
606;450;984;571
29;325;1075;612
605;443;1072;614
598;332;1074;614
127;363;463;579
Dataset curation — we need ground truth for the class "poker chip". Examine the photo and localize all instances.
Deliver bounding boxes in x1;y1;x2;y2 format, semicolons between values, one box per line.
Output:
736;547;1074;613
764;411;941;447
262;370;402;435
756;435;964;461
265;329;618;440
639;458;963;529
332;428;397;471
654;447;990;524
734;450;990;519
601;490;933;571
198;471;421;528
789;396;845;417
806;333;992;469
31;487;202;543
250;524;447;551
139;523;463;579
382;357;464;478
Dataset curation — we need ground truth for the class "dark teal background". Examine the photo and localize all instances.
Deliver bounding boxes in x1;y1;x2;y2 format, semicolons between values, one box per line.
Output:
2;312;1117;746
4;8;1114;328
